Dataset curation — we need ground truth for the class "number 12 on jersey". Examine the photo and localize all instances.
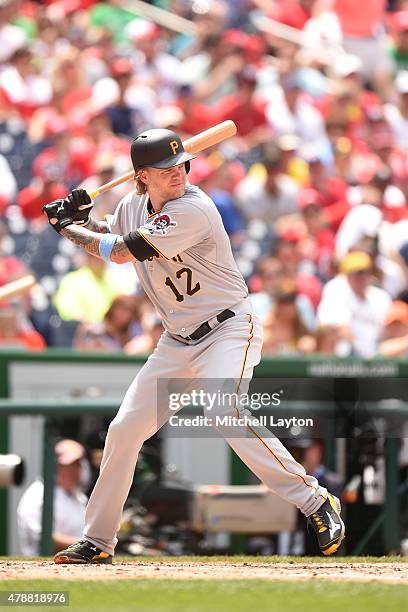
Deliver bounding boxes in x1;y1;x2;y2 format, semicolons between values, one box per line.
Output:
165;267;201;302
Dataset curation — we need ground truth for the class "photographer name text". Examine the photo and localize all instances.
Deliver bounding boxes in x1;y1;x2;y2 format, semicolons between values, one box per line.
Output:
168;415;313;428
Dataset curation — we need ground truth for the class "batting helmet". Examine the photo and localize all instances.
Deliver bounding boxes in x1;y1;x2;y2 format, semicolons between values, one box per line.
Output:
131;129;195;173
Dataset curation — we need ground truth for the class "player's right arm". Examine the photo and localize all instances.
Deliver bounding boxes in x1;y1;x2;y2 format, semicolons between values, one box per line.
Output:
83;218;111;234
59;224;154;264
42;198;159;263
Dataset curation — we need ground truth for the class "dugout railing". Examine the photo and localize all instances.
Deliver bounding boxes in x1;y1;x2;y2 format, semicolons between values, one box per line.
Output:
0;350;407;556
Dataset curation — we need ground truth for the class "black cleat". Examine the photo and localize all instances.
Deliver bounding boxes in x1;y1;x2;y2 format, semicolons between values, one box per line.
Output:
308;493;345;556
54;539;112;564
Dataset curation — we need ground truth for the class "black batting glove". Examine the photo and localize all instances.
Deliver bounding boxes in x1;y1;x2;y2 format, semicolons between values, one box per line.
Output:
42;199;74;233
67;189;93;225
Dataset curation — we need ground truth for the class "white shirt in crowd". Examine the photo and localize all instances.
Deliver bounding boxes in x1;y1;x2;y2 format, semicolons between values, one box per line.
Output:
0;65;52;108
265;91;331;155
17;480;87;556
0;24;26;63
335;203;407;297
0;154;17;203
335;204;383;261
235;174;299;226
335;197;406;262
383;102;408;153
317;275;391;358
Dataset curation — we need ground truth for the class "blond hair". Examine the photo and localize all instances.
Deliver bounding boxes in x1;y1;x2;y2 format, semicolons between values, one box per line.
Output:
135;177;147;195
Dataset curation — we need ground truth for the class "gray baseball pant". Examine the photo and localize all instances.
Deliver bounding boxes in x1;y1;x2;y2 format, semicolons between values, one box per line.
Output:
84;305;327;555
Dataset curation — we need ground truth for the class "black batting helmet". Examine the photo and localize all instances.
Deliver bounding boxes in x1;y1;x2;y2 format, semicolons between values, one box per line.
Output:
131;128;195;173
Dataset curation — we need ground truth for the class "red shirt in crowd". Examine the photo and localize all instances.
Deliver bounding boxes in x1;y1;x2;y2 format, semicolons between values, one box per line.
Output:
32;144;93;188
17;182;68;220
0;257;25;287
306;176;350;231
176;99;218;135
216;96;268;137
0;329;46;351
269;0;313;30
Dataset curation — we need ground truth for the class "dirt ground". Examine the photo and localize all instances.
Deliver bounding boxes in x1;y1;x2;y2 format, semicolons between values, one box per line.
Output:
1;560;408;583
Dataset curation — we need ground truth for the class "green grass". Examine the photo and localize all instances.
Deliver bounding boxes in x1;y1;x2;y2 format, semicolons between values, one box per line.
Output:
1;579;407;612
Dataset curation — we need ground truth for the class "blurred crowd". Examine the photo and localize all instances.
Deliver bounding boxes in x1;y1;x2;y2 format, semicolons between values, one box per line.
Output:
1;0;408;358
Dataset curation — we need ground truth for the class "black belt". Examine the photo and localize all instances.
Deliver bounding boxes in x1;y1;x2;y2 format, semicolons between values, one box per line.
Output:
182;308;235;341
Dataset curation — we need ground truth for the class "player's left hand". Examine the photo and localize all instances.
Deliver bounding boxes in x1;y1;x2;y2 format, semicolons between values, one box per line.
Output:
42;199;74;233
66;189;93;225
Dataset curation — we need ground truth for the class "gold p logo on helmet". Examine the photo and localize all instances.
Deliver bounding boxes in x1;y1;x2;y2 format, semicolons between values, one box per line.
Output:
169;140;179;155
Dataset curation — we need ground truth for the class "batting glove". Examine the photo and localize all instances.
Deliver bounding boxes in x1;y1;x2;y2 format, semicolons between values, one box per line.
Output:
43;199;74;233
66;189;93;225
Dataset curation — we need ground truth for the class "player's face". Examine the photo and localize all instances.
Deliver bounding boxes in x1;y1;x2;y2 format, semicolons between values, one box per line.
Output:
142;163;187;205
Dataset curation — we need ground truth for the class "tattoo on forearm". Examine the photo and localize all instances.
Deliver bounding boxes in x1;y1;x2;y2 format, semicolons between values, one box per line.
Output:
60;226;102;257
60;226;135;263
111;238;134;263
85;218;110;233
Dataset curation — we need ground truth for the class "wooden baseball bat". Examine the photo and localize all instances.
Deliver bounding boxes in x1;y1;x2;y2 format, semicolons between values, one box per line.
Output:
0;275;36;302
251;13;344;66
88;120;237;200
121;0;197;35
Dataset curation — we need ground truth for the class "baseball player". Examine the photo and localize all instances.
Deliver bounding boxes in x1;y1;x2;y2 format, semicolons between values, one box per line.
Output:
43;129;345;564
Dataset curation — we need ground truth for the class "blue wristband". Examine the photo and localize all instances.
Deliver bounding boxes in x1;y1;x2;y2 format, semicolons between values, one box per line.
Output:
99;233;118;262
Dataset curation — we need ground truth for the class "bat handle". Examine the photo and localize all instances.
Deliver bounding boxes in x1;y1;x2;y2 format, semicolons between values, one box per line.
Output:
89;170;135;200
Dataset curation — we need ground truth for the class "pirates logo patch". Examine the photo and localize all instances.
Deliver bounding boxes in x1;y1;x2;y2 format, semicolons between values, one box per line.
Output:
147;214;177;235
